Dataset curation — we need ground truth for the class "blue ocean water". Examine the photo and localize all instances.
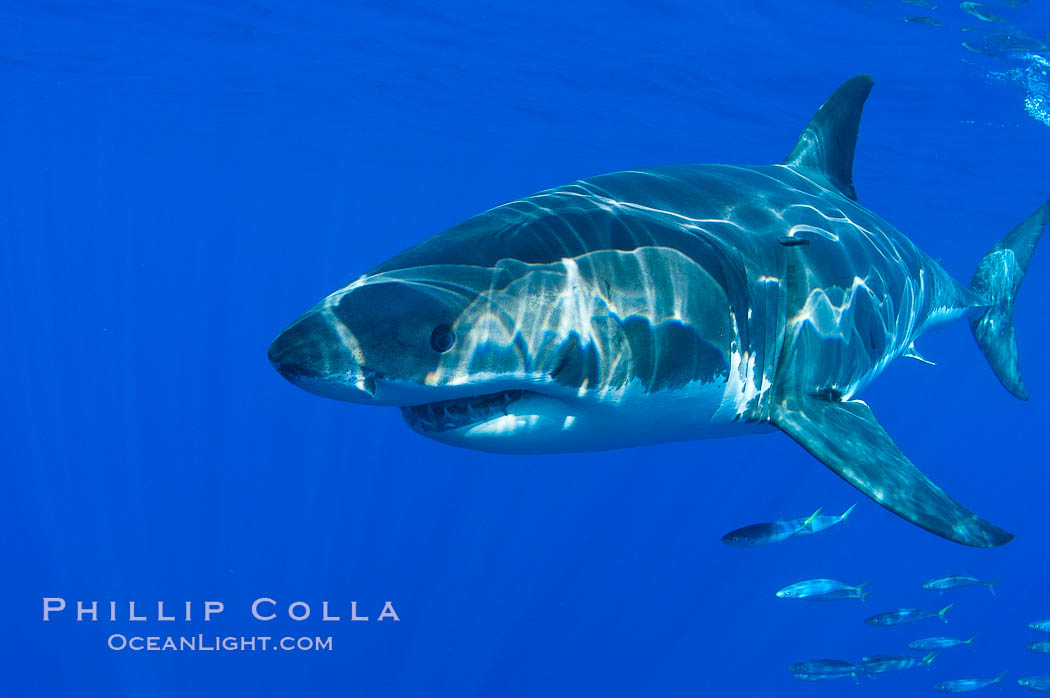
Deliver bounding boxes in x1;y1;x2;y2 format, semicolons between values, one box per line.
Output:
4;1;1050;696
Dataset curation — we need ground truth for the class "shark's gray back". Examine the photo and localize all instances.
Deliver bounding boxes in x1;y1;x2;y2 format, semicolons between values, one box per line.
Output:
373;162;973;419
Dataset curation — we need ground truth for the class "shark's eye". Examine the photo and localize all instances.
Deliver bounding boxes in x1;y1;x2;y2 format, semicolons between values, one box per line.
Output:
430;324;456;353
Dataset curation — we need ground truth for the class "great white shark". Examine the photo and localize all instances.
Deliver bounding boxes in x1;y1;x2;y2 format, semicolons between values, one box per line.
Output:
269;75;1046;548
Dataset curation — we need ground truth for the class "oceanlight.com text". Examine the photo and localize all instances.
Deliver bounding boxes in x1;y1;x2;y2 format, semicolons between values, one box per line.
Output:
107;634;334;652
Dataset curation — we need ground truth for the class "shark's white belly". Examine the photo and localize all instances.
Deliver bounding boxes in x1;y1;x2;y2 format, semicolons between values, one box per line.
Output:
438;374;773;454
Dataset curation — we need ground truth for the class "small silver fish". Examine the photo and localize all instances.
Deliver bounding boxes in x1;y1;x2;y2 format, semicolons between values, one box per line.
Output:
859;651;937;674
1028;642;1050;654
1018;676;1050;692
791;670;856;681
923;575;997;595
905;16;943;25
777;579;869;602
987;33;1046;52
959;1;1009;23
936;672;1006;693
866;604;953;626
1030;620;1050;633
903;0;937;8
721;508;821;547
909;635;977;650
789;659;860;682
795;504;855;536
962;40;1000;58
788;659;856;674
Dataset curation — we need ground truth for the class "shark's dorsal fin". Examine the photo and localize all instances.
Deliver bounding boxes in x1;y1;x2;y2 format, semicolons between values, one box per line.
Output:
783;75;874;201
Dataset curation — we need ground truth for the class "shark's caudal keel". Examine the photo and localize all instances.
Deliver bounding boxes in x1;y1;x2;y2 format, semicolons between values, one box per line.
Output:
270;75;1047;547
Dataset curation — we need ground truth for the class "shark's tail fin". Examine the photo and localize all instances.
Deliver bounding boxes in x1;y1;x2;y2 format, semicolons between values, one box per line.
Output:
970;200;1050;400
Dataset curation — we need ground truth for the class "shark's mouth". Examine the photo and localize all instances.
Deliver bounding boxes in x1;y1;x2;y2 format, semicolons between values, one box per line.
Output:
401;390;526;433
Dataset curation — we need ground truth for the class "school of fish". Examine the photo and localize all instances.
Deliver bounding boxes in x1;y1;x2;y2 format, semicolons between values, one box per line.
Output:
724;504;1049;690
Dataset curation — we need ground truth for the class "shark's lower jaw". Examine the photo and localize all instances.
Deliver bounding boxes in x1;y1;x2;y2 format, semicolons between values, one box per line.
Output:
401;390;527;433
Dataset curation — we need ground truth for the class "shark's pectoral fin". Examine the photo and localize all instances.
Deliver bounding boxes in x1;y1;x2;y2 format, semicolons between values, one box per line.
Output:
770;394;1013;548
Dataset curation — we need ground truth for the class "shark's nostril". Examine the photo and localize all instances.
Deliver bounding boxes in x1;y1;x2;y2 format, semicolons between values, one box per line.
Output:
266;337;281;368
267;311;384;404
268;312;337;382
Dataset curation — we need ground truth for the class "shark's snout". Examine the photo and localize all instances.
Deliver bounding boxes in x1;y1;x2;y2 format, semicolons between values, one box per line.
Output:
268;311;331;381
268;310;378;402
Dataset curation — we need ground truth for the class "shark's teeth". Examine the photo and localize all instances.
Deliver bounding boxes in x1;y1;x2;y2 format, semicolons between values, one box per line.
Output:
402;390;525;433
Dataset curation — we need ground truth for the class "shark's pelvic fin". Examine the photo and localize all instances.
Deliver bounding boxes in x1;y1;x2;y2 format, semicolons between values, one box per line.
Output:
782;74;874;201
970;198;1050;400
771;393;1013;548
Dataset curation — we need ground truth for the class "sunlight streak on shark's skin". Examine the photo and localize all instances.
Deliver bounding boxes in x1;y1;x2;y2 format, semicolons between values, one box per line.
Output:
269;75;1047;548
